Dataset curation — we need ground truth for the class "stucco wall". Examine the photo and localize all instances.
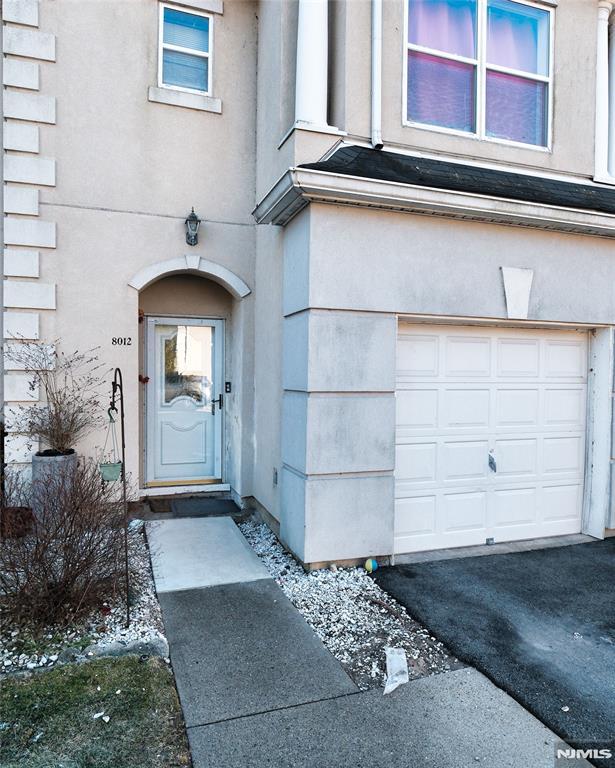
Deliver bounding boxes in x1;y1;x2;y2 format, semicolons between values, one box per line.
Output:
254;0;599;218
28;0;258;493
39;205;255;492
252;225;284;519
6;0;607;555
279;202;615;563
255;0;295;202
329;0;596;178
40;0;257;222
298;204;615;323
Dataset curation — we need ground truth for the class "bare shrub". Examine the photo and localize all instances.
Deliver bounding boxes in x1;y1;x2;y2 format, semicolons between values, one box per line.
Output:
0;469;33;538
0;460;135;628
5;341;107;454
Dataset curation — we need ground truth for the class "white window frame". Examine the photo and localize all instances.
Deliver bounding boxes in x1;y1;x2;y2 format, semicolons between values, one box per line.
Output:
402;0;555;152
158;2;213;97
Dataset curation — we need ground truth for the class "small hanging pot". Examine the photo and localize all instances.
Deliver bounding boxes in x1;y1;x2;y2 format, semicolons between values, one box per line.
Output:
99;461;122;482
99;407;122;482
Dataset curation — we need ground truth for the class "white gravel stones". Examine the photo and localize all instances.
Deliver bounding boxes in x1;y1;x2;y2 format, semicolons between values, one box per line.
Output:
239;518;460;690
0;524;166;675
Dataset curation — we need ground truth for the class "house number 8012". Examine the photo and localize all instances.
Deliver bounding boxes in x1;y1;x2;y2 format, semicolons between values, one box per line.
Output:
111;337;132;346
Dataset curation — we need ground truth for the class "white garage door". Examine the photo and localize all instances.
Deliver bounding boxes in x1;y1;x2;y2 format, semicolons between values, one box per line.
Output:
394;324;588;554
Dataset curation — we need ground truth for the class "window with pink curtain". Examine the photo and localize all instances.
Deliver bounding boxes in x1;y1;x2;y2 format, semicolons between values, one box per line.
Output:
407;0;477;132
408;52;476;132
407;0;551;147
486;71;547;145
408;0;477;58
485;0;549;145
487;0;549;75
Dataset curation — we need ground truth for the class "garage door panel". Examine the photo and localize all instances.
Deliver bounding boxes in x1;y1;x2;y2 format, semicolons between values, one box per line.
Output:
444;491;487;532
445;336;491;377
496;389;539;427
494;438;537;476
497;338;540;377
395;495;436;537
395;443;437;484
396;389;438;433
544;340;586;378
543;436;583;474
397;335;439;377
443;389;490;428
544;388;585;426
443;440;489;480
493;487;537;526
395;324;587;554
542;484;583;522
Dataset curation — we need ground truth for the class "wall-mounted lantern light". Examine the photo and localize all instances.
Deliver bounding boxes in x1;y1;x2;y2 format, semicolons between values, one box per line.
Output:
185;208;201;247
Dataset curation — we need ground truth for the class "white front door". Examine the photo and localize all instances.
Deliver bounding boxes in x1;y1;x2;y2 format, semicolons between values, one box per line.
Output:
394;324;588;554
146;317;223;484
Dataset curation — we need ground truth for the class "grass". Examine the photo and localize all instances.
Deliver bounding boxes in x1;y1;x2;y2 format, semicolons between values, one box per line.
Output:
3;630;93;660
0;656;191;768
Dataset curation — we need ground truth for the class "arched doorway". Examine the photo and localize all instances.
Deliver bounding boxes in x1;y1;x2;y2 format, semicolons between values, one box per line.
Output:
133;265;250;492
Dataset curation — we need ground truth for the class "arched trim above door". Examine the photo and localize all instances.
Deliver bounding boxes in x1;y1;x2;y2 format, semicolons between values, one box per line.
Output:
128;255;251;299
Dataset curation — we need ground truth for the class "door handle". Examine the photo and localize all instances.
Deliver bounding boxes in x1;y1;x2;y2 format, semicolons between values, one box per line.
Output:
211;394;223;414
488;451;497;473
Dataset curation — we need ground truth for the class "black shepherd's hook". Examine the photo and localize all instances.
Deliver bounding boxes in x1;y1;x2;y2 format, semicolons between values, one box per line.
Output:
109;368;129;628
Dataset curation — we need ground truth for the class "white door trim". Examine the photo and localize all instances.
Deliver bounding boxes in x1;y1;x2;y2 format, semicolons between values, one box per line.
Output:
145;315;224;486
397;313;610;331
583;326;614;538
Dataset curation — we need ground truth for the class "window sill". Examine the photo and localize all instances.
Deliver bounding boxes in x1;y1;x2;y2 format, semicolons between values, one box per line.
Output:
148;86;221;114
401;119;551;154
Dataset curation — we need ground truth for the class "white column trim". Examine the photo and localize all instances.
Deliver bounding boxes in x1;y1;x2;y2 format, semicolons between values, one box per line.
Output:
371;0;383;149
595;2;613;181
609;18;615;175
294;0;331;131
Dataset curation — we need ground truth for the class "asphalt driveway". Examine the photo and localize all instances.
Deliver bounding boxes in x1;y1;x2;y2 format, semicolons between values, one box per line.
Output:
375;539;615;764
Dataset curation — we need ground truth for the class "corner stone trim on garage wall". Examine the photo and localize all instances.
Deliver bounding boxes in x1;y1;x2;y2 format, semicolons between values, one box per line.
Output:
2;0;57;463
280;308;398;564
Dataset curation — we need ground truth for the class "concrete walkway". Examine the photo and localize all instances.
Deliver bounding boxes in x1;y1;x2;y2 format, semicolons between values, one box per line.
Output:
147;517;579;768
188;667;567;768
147;517;268;592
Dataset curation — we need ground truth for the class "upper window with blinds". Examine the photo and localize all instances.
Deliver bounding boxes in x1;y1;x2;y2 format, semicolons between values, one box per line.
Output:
159;5;212;95
405;0;553;149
